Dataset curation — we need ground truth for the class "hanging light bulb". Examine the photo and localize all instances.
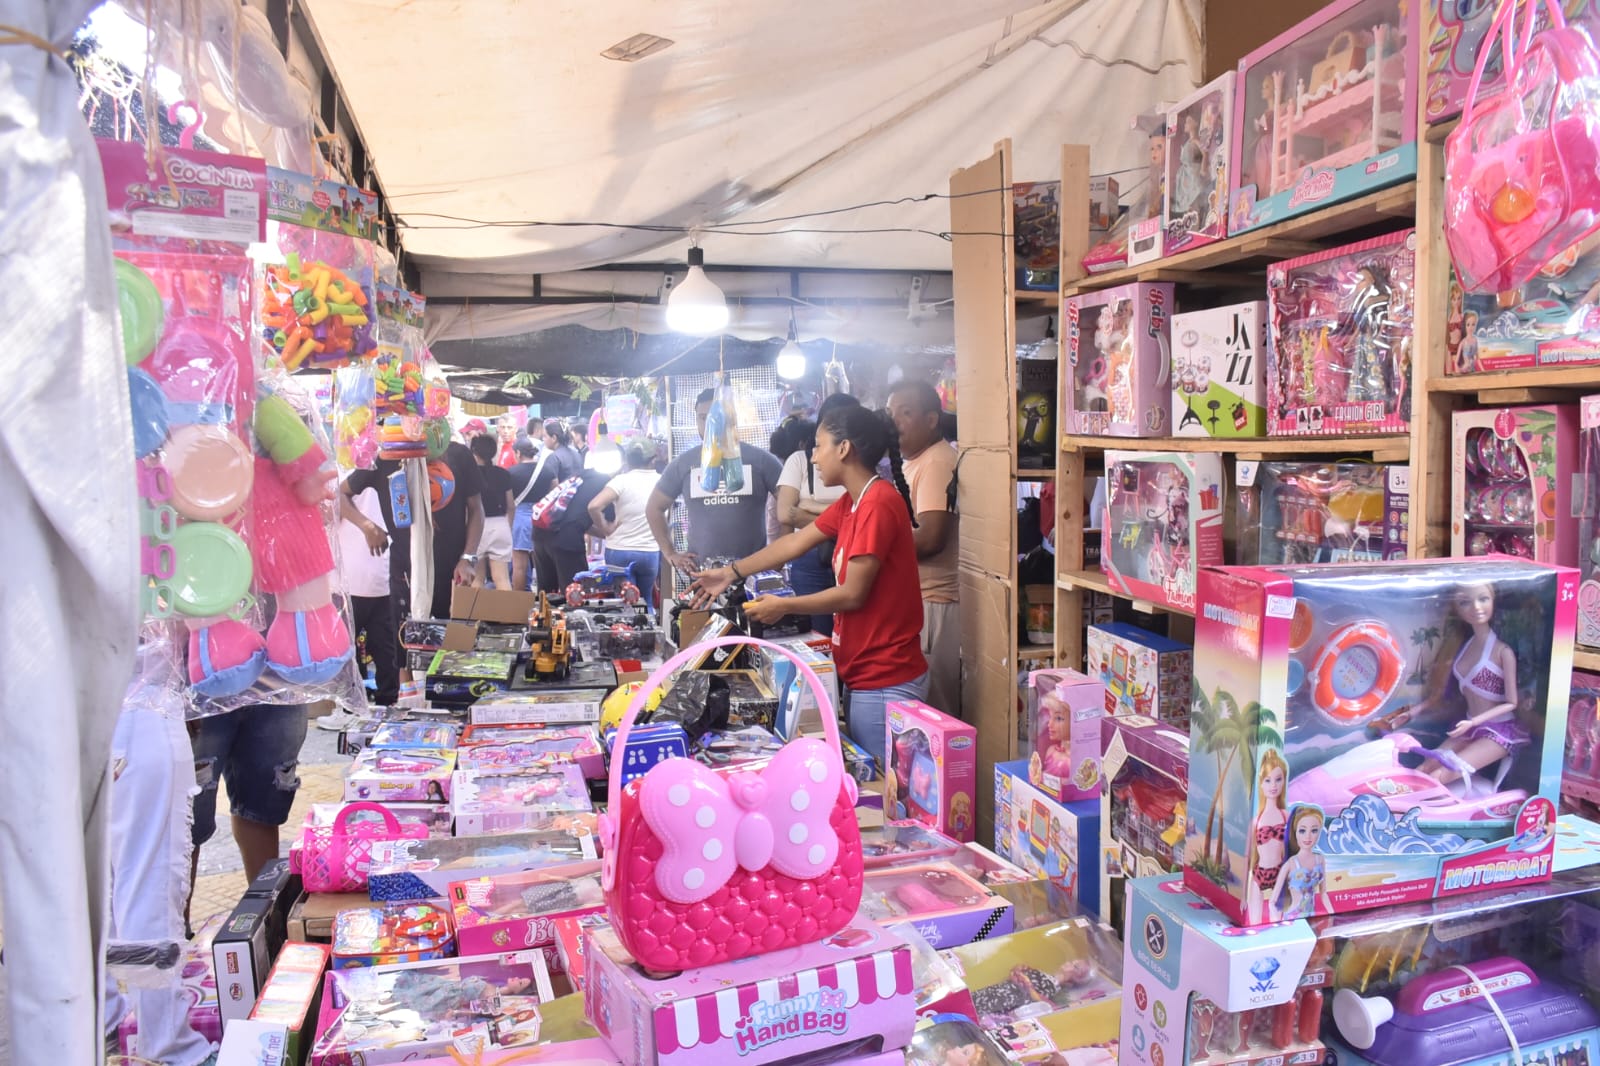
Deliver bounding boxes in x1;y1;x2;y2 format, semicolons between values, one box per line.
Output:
1035;316;1059;361
590;419;623;475
775;309;806;380
665;246;730;335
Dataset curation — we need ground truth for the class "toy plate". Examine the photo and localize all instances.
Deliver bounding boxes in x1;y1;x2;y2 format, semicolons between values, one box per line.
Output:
169;522;253;617
165;425;253;521
115;259;164;367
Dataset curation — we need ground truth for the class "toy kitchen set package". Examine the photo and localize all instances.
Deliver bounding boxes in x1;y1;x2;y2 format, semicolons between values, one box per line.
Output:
1186;556;1577;927
1228;0;1418;235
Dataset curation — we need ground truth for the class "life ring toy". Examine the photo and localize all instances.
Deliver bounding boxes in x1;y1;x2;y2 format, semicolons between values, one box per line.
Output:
1308;621;1404;723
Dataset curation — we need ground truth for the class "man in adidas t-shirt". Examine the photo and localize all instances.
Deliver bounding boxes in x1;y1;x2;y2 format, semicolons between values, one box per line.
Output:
648;388;783;578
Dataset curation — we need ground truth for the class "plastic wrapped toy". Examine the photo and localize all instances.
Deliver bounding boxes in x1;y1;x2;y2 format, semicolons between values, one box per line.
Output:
451;765;593;836
331;364;376;470
1452;404;1579;564
904;1019;1014;1066
330;901;454;969
1063;283;1175;437
1266;231;1415;436
1249;461;1392;564
698;375;745;493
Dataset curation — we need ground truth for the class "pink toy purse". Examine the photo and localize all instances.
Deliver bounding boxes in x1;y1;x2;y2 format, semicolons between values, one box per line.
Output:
1445;0;1600;294
598;636;863;971
299;801;428;893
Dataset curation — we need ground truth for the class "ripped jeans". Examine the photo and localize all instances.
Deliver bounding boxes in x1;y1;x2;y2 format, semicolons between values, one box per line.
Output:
190;703;308;845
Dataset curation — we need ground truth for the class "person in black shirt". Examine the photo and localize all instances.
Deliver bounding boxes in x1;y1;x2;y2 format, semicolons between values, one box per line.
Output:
527;418;584;592
470;434;515;588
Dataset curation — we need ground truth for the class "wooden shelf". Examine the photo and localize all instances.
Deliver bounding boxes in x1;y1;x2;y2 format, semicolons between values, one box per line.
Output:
1427;365;1600;398
1054;568;1195;617
1062;182;1416;297
1015;469;1057;481
1577;647;1600;673
1015;290;1060;307
1059;433;1410;461
1017;644;1056;662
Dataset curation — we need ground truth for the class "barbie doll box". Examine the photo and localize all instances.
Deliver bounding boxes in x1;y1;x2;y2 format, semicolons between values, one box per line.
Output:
1063;282;1177;437
450;764;593;836
1163;72;1235;254
1119;875;1323;1066
366;828;597;902
886;700;977;843
1186;557;1576;927
1170;301;1268;438
448;860;606;962
1228;0;1418;235
342;748;456;804
456;725;606;779
1025;668;1105;803
584;919;917;1066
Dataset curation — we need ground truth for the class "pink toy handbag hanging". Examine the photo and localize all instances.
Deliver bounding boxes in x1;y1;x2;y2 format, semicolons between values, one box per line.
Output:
598;636;863;971
299;801;428;893
1445;0;1600;294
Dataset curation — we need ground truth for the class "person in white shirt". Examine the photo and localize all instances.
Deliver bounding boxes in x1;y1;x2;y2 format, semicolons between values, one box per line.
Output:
586;438;664;607
775;393;859;635
334;485;398;708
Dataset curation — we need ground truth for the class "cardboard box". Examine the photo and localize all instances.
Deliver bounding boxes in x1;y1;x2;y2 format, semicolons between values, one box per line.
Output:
214;894;278;1025
585;920;918;1065
1014;180;1061;291
1171;301;1267;438
449;585;537;625
994;761;1102;920
1452;404;1580;566
762;636;838;738
860;862;1015;948
1583;395;1600;648
286;891;369;944
468;689;603;725
1017;357;1057;468
886;700;977;842
451;764;592;836
456;725;605;778
217;1020;289;1066
1127;110;1170;266
1025;668;1106;803
1086;622;1193;727
117;913;225;1055
343;747;455;803
248;941;329;1064
1100;713;1190;935
448;861;605;962
367;829;597;902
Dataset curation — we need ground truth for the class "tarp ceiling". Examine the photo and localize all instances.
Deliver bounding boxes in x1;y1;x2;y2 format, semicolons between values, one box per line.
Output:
303;0;1204;346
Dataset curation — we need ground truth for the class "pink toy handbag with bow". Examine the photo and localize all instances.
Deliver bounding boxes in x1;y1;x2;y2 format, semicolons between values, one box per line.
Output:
598;636;863;971
1445;0;1600;294
299;801;428;893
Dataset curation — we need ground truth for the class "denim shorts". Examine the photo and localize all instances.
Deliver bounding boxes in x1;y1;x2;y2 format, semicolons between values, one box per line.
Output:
512;504;535;552
190;703;308;845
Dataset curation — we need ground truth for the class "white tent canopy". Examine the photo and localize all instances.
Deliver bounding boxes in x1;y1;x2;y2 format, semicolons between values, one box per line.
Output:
301;0;1204;343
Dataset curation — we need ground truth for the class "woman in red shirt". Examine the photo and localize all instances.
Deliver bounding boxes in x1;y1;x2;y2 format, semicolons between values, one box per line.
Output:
690;404;927;761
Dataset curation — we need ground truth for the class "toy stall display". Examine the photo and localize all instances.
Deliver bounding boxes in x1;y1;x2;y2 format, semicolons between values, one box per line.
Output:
1229;0;1418;235
1171;301;1267;438
1426;0;1600;123
1444;236;1600;374
1187;557;1576;927
1566;671;1600;809
996;761;1102;918
1452;404;1580;565
886;700;978;843
1100;714;1191;935
1014;180;1061;291
1025;668;1107;804
1239;460;1398;565
1086;622;1193;726
1266;230;1416;436
1101;451;1225;613
1063;282;1175;437
1581;396;1600;649
1163;73;1235;254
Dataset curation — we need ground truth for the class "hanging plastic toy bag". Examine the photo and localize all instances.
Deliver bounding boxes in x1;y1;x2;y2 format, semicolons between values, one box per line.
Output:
332;364;377;470
258;168;381;370
699;375;745;493
1445;0;1600;294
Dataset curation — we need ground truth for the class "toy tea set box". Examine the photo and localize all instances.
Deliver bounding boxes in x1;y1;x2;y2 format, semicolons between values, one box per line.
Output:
1229;0;1418;235
1186;556;1576;928
1063;282;1176;437
1171;301;1268;438
1451;403;1580;565
1101;453;1226;613
885;700;977;843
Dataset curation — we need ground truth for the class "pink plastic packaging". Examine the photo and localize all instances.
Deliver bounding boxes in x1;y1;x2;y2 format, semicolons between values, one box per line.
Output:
448;861;605;963
1266;231;1415;436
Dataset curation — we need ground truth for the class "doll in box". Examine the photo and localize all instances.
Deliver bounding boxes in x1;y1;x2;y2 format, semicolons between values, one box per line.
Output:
1378;583;1526;786
1270;806;1331;920
970;958;1100;1026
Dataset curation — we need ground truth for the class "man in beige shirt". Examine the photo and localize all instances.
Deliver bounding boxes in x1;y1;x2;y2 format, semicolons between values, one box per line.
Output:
888;381;961;719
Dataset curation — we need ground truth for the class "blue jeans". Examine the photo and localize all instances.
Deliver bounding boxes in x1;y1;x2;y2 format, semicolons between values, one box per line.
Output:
846;671;929;766
605;547;661;608
190;703;308;845
788;545;836;637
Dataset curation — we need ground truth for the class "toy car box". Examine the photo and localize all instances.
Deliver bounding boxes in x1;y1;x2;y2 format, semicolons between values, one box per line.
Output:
1186;557;1575;926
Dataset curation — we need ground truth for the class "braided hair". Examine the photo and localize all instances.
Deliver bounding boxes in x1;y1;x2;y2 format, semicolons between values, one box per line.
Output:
818;402;917;525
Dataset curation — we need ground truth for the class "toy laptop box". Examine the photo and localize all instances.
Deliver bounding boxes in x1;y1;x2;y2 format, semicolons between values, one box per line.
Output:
995;760;1101;919
1452;404;1580;566
1101;714;1191;936
886;700;977;843
1565;670;1600;808
1228;0;1418;235
1164;72;1235;255
1063;282;1175;437
1026;668;1106;803
1582;395;1600;647
366;828;597;902
1266;229;1416;437
1425;0;1600;123
1102;451;1225;613
584;919;918;1066
1445;239;1600;373
1172;302;1267;439
1185;556;1576;927
342;747;455;803
1087;622;1193;726
1119;875;1325;1066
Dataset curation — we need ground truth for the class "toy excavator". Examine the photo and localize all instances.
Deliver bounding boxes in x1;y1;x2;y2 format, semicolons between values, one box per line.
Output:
524;593;572;682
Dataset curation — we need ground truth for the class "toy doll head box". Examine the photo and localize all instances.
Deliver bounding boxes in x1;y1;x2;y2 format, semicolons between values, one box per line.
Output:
1186;556;1577;926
